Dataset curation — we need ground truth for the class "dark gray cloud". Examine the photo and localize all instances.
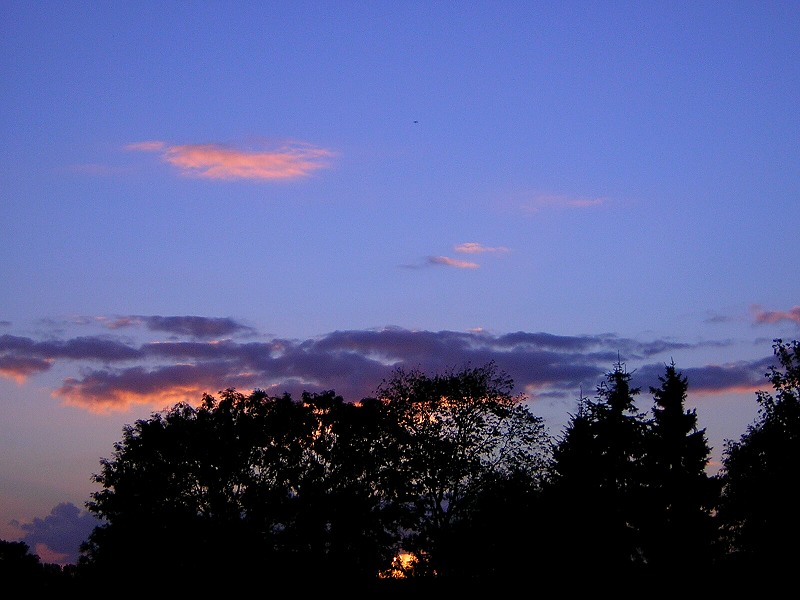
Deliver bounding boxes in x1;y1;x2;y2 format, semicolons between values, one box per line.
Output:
633;359;772;395
0;354;52;379
0;334;142;379
0;334;142;361
13;502;101;566
103;315;255;338
3;325;780;568
0;321;777;412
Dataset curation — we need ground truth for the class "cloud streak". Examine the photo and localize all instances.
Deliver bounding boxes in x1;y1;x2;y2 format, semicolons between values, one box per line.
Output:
521;193;606;214
751;304;800;326
454;242;510;254
127;140;334;180
404;243;509;269
0;318;774;414
427;256;480;269
98;315;255;338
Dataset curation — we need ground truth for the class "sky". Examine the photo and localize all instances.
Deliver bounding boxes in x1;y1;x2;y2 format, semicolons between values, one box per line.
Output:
1;0;799;567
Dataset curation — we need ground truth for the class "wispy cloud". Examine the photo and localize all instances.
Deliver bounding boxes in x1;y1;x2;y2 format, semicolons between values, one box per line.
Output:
125;141;166;152
454;242;510;254
751;304;800;326
67;164;131;176
0;319;773;414
404;243;507;269
97;315;255;338
521;193;606;214
127;140;335;180
427;256;480;269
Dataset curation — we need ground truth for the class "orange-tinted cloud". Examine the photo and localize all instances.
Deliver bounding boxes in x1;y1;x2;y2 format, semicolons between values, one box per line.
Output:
428;256;480;269
55;382;209;414
751;304;800;326
454;242;510;254
0;356;53;383
689;383;763;397
127;140;334;180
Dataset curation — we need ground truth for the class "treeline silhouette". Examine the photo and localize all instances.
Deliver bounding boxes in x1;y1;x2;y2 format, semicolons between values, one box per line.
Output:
3;339;798;592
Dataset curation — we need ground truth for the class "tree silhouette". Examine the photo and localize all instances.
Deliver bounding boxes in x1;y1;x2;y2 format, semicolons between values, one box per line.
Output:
15;342;800;590
0;540;76;589
370;362;553;579
78;389;400;589
76;362;552;588
639;362;720;573
717;339;800;573
545;361;649;576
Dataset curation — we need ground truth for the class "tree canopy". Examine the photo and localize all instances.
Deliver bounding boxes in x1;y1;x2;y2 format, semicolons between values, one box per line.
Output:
717;339;800;572
77;362;552;587
7;341;800;591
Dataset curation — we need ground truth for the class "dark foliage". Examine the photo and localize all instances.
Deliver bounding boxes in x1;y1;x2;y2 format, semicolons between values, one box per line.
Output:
371;362;552;579
639;361;720;572
0;540;78;590
72;362;551;588
717;339;800;573
543;362;650;572
6;342;800;591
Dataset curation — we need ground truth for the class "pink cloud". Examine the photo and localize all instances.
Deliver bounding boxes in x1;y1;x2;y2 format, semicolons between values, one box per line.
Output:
455;242;509;254
689;382;763;397
98;316;144;329
428;256;480;269
32;543;70;566
126;140;167;152
128;140;334;180
751;305;800;325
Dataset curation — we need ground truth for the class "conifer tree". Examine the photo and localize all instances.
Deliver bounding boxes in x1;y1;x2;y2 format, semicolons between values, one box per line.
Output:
546;361;648;574
640;362;719;572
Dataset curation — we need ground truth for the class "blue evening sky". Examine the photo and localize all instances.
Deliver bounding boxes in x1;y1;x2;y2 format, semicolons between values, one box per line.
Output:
1;1;799;565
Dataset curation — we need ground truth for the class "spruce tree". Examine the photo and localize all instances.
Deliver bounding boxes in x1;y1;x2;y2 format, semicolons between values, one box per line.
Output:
546;361;649;575
641;362;719;573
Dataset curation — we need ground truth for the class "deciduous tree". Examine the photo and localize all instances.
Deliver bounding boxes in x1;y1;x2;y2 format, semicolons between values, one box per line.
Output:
717;339;800;572
78;362;553;587
364;362;552;579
